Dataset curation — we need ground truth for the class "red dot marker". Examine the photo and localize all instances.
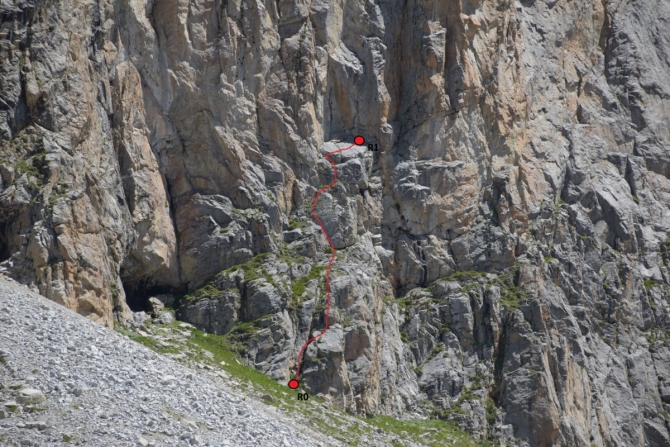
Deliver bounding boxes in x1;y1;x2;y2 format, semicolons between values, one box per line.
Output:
288;379;299;389
354;135;365;146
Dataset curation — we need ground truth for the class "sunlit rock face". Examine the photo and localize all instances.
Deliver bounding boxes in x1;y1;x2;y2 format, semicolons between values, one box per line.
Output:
2;0;670;444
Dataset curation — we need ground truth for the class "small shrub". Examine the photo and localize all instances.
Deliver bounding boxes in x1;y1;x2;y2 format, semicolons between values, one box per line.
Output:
485;398;496;426
16;160;40;177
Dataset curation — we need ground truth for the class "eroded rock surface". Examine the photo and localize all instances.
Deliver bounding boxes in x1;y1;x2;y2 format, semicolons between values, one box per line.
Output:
1;0;670;445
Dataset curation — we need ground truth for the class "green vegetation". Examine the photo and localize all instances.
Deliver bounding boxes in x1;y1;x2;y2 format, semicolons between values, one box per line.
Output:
553;199;566;219
109;281;119;300
366;415;480;447
426;343;444;361
114;327;180;355
47;181;69;207
644;279;658;290
500;289;521;309
396;297;412;310
185;282;222;302
291;265;325;299
485;398;496;426
438;270;487;283
185;253;280;302
224;252;273;284
116;321;482;447
544;256;555;263
16;160;40;178
288;217;303;230
494;265;526;310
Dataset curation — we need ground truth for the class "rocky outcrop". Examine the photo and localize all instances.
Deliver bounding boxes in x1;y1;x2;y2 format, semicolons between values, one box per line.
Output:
2;0;670;445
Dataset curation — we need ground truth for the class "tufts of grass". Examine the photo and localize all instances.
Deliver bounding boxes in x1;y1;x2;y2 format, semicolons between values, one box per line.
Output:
117;322;482;447
500;289;521;309
644;279;658;290
16;160;40;178
115;327;158;349
291;265;325;299
288;217;303;230
185;282;222;302
492;265;526;310
426;343;444;361
396;297;412;310
224;252;272;285
228;315;272;337
485;398;496;426
438;270;486;283
366;415;480;447
185;253;277;302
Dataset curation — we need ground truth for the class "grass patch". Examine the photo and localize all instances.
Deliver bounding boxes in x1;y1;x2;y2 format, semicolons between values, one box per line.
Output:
366;415;480;447
644;279;658;290
185;282;222;302
185;253;277;302
16;160;40;178
288;217;303;230
500;289;521;309
396;297;412;310
485;398;496;426
426;343;444;361
223;252;273;284
291;265;325;299
115;327;157;349
492;265;526;310
438;270;486;283
228;315;273;337
117;322;482;447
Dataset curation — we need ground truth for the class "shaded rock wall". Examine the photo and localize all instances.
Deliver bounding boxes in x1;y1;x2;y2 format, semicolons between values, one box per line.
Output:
1;0;670;445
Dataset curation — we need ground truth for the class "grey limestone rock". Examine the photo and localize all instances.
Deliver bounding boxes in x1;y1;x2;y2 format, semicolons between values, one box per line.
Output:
1;0;670;445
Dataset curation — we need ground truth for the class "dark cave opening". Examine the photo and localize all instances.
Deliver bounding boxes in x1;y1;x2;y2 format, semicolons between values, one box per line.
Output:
121;279;185;313
0;224;10;263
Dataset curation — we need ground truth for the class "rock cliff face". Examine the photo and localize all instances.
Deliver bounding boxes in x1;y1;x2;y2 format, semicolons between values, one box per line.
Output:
1;0;670;445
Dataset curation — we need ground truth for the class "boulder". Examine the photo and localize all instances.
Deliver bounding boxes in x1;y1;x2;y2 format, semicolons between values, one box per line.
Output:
16;389;45;405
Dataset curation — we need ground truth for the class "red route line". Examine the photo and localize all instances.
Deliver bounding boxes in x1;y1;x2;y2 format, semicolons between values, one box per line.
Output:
293;143;356;380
